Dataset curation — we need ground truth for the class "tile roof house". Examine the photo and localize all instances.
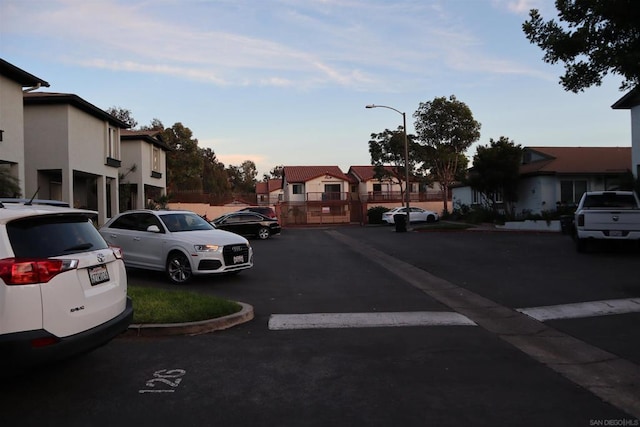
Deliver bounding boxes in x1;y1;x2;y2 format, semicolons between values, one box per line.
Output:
0;58;50;196
452;146;632;215
612;87;640;178
119;129;171;210
23;91;130;224
347;165;445;202
281;166;355;224
255;178;283;205
348;165;405;202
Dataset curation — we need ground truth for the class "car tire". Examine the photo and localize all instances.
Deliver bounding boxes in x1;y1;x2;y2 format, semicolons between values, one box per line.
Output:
257;227;270;240
166;251;192;284
426;215;436;223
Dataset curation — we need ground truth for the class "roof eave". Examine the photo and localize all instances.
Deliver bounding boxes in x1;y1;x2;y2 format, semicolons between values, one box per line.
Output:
0;58;50;88
611;87;640;109
24;92;130;129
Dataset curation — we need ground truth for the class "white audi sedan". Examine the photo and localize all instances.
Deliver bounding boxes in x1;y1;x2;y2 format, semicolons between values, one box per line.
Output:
382;207;440;224
100;210;253;284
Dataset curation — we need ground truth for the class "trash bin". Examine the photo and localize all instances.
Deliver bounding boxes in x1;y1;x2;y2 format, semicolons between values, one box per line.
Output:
393;214;407;232
560;215;573;234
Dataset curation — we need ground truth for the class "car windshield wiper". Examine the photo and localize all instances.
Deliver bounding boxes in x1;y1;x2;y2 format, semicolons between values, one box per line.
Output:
62;243;94;252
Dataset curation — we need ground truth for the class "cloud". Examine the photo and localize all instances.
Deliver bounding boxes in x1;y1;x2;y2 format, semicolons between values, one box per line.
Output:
491;0;543;15
1;0;554;90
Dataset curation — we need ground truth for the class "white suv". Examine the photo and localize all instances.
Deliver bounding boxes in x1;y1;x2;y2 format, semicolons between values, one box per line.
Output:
0;201;133;368
99;209;253;284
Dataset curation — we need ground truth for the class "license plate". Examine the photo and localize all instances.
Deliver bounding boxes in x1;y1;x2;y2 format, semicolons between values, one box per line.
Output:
233;255;245;264
610;230;622;237
88;264;109;286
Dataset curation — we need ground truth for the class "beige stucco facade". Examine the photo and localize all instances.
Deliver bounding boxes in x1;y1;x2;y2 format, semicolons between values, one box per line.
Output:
23;95;126;225
120;131;168;210
0;74;27;195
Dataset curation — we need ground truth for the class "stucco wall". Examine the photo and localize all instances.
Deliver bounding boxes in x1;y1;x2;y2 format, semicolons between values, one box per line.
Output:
0;75;26;193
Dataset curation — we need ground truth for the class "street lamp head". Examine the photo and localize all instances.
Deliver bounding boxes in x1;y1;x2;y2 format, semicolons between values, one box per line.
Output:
365;104;376;109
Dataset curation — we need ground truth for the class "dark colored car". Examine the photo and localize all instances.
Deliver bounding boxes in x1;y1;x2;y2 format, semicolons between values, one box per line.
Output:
211;211;281;240
238;206;277;219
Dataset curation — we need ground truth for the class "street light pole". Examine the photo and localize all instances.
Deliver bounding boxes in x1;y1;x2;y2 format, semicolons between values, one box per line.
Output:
366;104;411;225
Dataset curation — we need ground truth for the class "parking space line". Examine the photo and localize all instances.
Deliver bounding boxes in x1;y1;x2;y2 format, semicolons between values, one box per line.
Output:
517;298;640;321
269;311;477;330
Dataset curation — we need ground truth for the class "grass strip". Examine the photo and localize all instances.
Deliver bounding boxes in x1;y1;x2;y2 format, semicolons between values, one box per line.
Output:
128;285;242;324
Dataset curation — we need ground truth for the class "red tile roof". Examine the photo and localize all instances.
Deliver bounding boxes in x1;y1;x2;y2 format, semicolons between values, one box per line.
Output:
348;165;399;181
283;166;354;183
255;182;268;194
520;147;631;175
267;179;282;192
256;179;282;194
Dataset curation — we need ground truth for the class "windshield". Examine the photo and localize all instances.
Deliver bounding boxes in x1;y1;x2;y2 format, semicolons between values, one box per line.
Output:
160;213;215;232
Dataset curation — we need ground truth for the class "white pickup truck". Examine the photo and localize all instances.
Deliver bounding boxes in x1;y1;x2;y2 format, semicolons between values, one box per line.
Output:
572;190;640;252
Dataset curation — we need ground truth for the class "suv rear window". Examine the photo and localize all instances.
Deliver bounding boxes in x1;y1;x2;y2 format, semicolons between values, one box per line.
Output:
7;214;108;258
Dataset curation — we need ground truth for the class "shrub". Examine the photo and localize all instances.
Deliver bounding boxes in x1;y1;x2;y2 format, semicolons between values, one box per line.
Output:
367;206;390;224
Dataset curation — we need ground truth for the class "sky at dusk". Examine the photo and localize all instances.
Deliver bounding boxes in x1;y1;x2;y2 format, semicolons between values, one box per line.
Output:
1;0;633;178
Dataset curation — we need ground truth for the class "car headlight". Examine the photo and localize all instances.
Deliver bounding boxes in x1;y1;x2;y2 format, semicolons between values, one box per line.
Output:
194;244;221;252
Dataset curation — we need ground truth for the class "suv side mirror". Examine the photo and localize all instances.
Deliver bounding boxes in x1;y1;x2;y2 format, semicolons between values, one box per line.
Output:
147;225;161;233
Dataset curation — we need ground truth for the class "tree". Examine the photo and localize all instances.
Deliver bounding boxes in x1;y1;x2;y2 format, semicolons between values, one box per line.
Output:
368;127;419;202
140;118;165;131
467;137;523;218
263;165;284;181
226;160;258;193
162;123;204;192
201;147;231;195
413;95;481;213
0;167;21;197
523;1;640;92
106;106;138;128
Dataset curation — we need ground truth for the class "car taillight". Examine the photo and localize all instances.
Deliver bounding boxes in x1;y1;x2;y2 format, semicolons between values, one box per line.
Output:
0;258;78;285
577;214;584;227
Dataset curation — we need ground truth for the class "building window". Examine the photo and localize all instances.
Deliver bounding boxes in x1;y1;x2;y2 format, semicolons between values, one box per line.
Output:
292;184;303;194
107;126;118;159
560;180;587;204
472;190;481;205
152;147;160;172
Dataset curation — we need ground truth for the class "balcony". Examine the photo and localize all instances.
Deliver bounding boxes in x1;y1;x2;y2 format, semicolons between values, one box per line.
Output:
304;192;349;203
365;190;448;202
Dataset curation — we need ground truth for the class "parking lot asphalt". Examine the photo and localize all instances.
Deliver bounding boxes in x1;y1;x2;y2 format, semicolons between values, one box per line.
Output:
326;228;640;420
121;224;640;420
4;225;637;426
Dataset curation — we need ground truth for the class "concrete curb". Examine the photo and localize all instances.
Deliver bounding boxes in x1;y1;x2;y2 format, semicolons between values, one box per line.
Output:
123;302;254;337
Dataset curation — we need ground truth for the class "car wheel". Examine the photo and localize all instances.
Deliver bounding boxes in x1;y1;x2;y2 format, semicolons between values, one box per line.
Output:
426;215;436;223
166;251;192;284
257;227;270;240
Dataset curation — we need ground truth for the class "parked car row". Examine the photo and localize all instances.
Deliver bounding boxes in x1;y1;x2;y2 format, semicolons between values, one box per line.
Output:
0;200;282;369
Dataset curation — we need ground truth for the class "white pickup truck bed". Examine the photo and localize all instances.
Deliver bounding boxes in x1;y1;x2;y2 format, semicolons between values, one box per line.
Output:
573;191;640;252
